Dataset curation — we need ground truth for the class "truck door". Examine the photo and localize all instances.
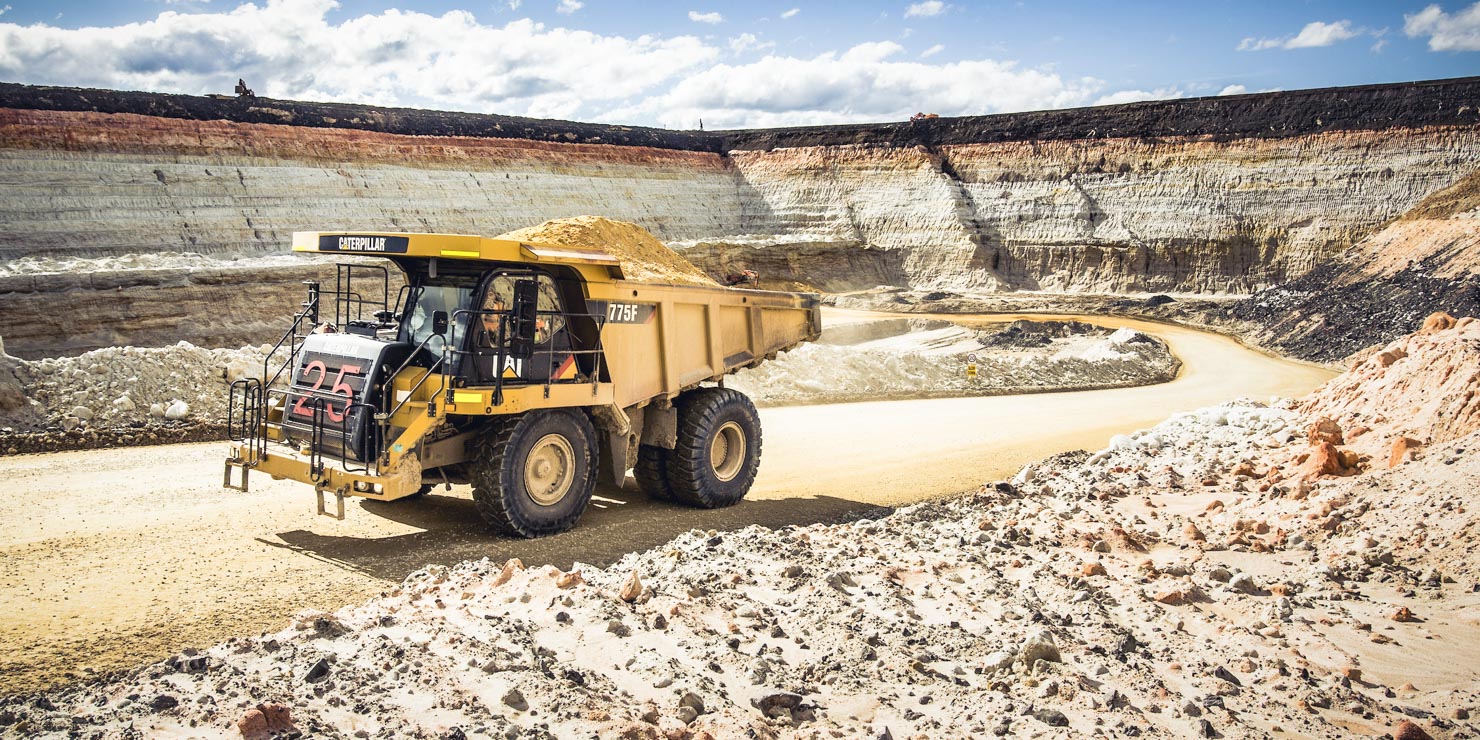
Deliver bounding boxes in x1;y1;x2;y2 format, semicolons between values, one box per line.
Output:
470;272;577;385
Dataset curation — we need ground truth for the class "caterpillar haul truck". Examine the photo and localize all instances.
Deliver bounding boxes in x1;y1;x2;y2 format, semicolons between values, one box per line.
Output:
223;231;821;537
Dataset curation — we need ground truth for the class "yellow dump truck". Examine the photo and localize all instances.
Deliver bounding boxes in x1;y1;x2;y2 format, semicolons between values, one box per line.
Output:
223;231;821;537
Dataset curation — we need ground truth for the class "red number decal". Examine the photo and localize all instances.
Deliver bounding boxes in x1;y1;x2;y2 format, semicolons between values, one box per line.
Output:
326;364;363;422
291;361;363;422
290;360;328;418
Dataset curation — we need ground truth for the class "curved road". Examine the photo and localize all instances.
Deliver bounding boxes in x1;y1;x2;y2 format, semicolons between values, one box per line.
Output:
0;312;1334;693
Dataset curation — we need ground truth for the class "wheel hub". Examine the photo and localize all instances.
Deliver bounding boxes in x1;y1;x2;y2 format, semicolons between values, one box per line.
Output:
709;421;746;482
524;433;575;506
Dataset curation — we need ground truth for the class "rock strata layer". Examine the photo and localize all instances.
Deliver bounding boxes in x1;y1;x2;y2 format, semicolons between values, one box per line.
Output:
1;79;1478;356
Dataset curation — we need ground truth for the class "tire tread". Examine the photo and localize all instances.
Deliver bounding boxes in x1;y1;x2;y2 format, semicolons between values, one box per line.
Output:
470;410;596;537
665;387;761;509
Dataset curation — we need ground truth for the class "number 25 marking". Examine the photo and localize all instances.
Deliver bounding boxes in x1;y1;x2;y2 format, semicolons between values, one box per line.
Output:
291;361;362;422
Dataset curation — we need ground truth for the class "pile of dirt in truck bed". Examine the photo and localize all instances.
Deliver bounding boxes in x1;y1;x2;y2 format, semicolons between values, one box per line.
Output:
497;216;719;287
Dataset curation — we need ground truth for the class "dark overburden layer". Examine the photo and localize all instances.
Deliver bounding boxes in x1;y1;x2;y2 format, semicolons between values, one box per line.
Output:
1229;263;1480;363
3;76;1478;152
722;76;1480;149
0;83;717;151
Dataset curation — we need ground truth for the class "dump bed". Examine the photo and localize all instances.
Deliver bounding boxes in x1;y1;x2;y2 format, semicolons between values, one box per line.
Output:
591;279;820;408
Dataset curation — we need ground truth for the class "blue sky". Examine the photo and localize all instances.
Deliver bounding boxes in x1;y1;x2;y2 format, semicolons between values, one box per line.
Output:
0;0;1475;128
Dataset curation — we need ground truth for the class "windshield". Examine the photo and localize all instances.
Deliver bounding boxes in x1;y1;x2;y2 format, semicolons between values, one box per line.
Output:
403;284;472;355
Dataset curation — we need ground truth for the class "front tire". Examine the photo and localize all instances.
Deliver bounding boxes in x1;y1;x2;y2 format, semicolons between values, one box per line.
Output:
470;409;598;537
666;388;762;509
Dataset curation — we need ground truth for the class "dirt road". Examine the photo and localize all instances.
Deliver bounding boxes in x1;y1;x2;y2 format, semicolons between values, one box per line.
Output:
0;313;1334;694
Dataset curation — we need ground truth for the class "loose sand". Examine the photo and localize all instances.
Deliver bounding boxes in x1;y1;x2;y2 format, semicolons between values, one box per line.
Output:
497;216;719;287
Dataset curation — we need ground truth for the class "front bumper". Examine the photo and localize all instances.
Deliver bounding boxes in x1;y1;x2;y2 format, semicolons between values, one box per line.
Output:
224;443;423;518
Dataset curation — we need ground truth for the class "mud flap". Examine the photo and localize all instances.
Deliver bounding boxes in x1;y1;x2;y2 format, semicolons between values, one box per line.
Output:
599;428;633;486
641;404;678;450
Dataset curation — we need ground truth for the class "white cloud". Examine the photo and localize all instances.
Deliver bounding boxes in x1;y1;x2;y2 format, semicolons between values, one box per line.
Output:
555;0;582;14
688;10;724;24
1239;19;1360;50
612;42;1108;128
780;8;800;19
1217;84;1247;96
904;1;945;18
1371;38;1389;52
1405;2;1480;51
0;5;11;16
506;0;521;10
728;33;773;54
0;0;1192;129
0;0;715;122
920;43;943;58
1286;20;1358;48
1092;88;1183;107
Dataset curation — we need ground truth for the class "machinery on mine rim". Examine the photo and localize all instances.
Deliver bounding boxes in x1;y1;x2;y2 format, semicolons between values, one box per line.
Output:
222;231;821;537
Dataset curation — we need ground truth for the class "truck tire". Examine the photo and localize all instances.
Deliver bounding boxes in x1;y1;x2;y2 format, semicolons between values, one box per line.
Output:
633;444;675;501
470;409;598;537
666;388;761;509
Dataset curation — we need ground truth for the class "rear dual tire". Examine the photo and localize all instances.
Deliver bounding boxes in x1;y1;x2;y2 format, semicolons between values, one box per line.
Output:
637;388;761;509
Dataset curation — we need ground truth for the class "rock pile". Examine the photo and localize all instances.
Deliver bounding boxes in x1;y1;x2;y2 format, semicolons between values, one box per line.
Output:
730;321;1177;406
0;339;269;452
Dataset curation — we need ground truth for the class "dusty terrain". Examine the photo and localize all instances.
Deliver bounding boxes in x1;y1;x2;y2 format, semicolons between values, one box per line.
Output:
0;312;1329;699
6;318;1477;739
0;78;1476;739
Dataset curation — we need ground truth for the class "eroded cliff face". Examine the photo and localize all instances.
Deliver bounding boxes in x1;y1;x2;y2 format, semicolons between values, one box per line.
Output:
1;79;1478;357
0;109;741;261
1229;171;1480;362
692;128;1480;295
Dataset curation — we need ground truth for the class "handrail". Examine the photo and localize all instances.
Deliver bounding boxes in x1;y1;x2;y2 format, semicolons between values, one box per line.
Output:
341;401;379;474
381;333;449;420
448;306;609;404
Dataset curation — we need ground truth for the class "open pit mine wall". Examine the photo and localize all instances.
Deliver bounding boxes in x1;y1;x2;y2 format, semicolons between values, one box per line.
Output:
1;78;1478;357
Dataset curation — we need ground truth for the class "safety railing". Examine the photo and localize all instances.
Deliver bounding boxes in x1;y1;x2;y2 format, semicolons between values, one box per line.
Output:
226;378;264;460
449;306;609;408
333;263;391;328
228;266;395;468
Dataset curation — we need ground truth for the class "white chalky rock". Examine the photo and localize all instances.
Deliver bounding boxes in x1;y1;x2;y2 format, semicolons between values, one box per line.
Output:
149;403;166;418
69;405;93;420
113;395;135;412
983;650;1017;675
164;400;190;420
1018;629;1061;667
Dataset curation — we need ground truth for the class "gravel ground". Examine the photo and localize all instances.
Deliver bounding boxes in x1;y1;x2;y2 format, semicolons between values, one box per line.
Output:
1;318;1473;739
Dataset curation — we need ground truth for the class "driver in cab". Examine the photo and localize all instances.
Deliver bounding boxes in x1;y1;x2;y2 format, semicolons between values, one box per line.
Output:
479;281;549;345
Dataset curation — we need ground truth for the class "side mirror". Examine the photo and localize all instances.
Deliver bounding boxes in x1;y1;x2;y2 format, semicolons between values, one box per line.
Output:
509;279;539;360
432;310;449;337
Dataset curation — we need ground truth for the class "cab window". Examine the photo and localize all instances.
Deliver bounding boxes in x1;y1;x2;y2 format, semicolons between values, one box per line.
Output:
478;274;565;346
403;283;472;355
